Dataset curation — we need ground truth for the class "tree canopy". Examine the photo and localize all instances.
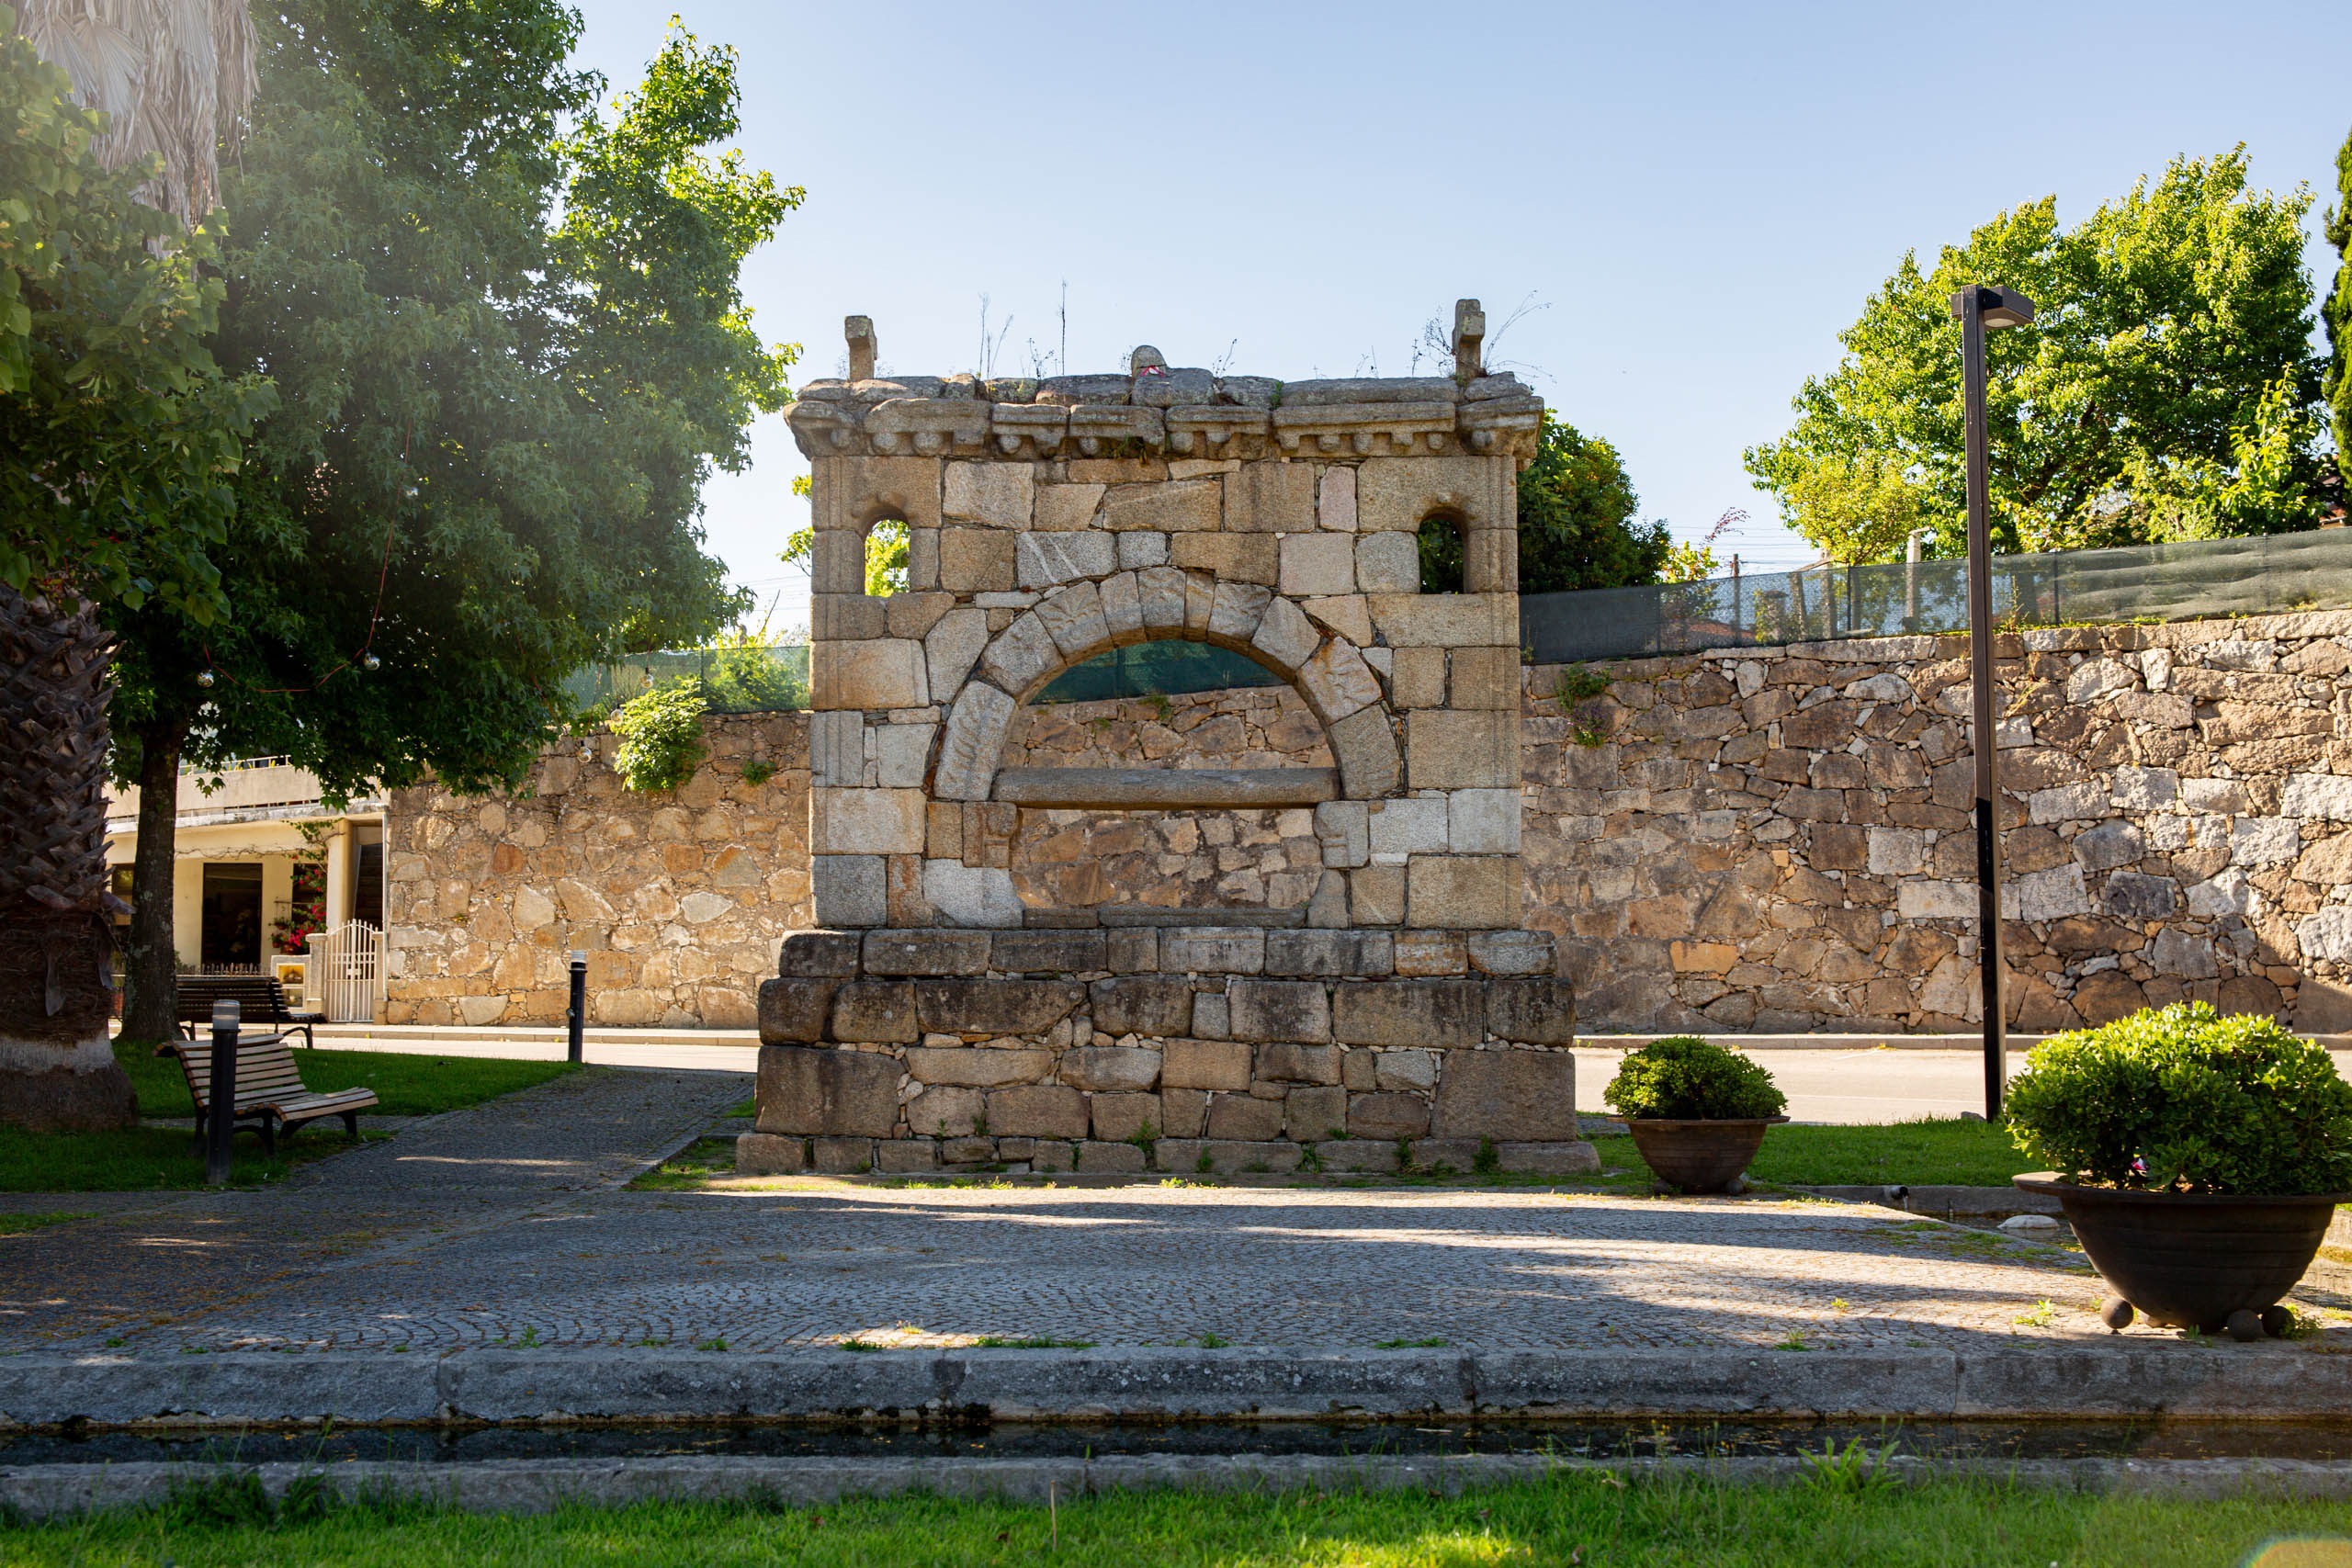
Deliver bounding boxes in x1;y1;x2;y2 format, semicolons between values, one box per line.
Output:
0;22;269;621
1747;149;2327;559
109;0;800;799
1514;413;1670;592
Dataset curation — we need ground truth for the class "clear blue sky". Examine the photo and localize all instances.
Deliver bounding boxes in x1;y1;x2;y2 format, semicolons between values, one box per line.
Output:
569;0;2352;628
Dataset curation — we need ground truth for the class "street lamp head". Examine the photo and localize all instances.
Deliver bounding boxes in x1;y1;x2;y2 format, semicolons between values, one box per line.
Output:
1950;284;2036;329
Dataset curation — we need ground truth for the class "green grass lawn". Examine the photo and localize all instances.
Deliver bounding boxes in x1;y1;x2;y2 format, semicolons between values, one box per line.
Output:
1596;1117;2037;1190
0;1045;579;1194
0;1210;93;1235
0;1124;385;1192
12;1472;2352;1566
114;1039;577;1119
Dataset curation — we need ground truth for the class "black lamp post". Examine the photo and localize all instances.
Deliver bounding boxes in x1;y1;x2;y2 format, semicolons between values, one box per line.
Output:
1950;282;2034;1120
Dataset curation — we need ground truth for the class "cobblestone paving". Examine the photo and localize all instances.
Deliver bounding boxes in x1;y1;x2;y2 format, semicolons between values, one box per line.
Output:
79;1182;2331;1358
13;1067;2346;1359
0;1067;745;1348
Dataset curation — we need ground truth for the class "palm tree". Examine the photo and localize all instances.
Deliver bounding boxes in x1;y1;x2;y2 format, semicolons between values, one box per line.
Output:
15;0;255;228
1;0;254;1129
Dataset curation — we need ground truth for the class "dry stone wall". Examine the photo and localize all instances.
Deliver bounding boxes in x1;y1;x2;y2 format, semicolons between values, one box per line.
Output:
381;609;2352;1040
1005;684;1330;914
383;715;810;1028
1528;610;2352;1035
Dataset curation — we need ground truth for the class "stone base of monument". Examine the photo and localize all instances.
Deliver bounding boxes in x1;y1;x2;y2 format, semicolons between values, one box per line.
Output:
748;926;1589;1178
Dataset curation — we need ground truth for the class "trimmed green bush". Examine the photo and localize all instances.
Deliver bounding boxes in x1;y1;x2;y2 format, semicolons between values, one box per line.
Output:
609;679;710;793
2004;1001;2352;1195
1604;1036;1787;1121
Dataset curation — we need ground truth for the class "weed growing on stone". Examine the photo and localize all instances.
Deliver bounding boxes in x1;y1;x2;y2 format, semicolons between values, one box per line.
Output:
837;1339;883;1353
1798;1436;1904;1495
2012;1300;2058;1329
1374;1337;1448;1348
1196;1333;1230;1348
695;1337;729;1352
1773;1330;1811;1351
969;1336;1097;1349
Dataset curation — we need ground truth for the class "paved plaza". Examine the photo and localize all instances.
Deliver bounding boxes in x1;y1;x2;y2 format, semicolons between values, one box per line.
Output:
9;1063;2348;1369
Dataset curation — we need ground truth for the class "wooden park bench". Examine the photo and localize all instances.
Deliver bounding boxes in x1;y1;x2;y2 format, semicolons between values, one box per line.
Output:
174;974;327;1050
156;1036;377;1156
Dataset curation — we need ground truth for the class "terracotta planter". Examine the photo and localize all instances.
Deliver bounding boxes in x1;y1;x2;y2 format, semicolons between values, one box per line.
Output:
1623;1117;1788;1194
2013;1174;2352;1337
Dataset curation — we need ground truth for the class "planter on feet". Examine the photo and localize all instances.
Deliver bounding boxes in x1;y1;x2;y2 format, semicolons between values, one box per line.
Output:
2013;1174;2350;1338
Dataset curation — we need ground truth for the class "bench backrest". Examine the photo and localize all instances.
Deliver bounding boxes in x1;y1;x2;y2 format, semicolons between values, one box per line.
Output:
175;975;292;1026
166;1038;308;1115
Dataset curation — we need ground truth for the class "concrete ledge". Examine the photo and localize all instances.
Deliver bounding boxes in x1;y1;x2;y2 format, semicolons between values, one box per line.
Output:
1792;1184;2064;1216
9;1451;2352;1519
9;1345;2352;1431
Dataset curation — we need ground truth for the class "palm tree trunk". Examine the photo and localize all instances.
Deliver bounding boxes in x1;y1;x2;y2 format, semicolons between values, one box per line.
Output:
0;586;136;1132
120;716;188;1045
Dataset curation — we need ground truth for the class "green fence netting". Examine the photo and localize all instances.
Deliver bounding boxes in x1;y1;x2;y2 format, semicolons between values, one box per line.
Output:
1035;640;1283;703
561;645;810;716
1519;528;2352;665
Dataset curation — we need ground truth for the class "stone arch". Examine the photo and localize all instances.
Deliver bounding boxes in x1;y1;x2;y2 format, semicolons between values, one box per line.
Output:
933;570;1397;806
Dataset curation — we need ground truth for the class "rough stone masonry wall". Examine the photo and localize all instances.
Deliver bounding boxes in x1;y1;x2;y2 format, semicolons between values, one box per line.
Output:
1523;610;2352;1036
1005;684;1331;913
746;924;1579;1178
383;715;811;1028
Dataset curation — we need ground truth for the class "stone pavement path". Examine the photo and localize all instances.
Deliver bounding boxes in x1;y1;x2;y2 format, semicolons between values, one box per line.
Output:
0;1066;747;1348
8;1066;2348;1360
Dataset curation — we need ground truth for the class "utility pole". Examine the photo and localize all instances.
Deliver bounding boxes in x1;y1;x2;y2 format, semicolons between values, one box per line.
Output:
1951;283;2034;1120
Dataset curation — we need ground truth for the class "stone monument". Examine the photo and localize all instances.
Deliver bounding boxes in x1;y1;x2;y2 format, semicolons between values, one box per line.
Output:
746;303;1590;1176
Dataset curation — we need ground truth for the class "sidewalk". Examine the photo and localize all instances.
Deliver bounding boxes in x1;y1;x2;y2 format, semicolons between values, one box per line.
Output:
298;1025;2352;1124
6;1055;2351;1429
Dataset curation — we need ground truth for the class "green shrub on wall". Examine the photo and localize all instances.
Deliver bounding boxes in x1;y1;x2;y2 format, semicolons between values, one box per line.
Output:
2005;1001;2352;1195
1604;1037;1787;1121
609;680;710;793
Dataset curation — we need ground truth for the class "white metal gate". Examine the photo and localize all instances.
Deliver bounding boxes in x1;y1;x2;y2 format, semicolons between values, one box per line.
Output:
305;919;384;1023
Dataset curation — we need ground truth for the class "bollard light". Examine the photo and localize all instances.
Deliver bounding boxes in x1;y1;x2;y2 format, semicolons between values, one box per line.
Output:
1949;282;2036;1120
567;951;588;1065
208;998;241;1186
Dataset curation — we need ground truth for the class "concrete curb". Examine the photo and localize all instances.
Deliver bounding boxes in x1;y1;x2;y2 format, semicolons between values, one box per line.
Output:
1790;1185;2064;1216
7;1345;2352;1430
8;1450;2352;1518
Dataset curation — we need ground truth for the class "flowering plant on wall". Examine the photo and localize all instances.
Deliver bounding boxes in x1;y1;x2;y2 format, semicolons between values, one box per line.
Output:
271;855;328;954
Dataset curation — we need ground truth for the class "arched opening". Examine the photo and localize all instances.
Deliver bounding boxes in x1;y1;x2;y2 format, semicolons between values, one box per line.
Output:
1035;640;1281;704
861;514;909;597
994;633;1338;919
1417;509;1466;594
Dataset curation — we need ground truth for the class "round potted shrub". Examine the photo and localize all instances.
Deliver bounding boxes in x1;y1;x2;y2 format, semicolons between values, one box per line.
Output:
2007;1001;2352;1339
1605;1037;1789;1194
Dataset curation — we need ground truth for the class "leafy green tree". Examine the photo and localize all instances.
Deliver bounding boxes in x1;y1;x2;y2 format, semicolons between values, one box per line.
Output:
1515;413;1670;592
1;11;267;1128
2325;123;2352;467
1747;150;2325;559
109;3;800;1041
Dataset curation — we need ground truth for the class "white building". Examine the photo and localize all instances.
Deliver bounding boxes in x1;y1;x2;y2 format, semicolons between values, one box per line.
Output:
103;758;386;985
